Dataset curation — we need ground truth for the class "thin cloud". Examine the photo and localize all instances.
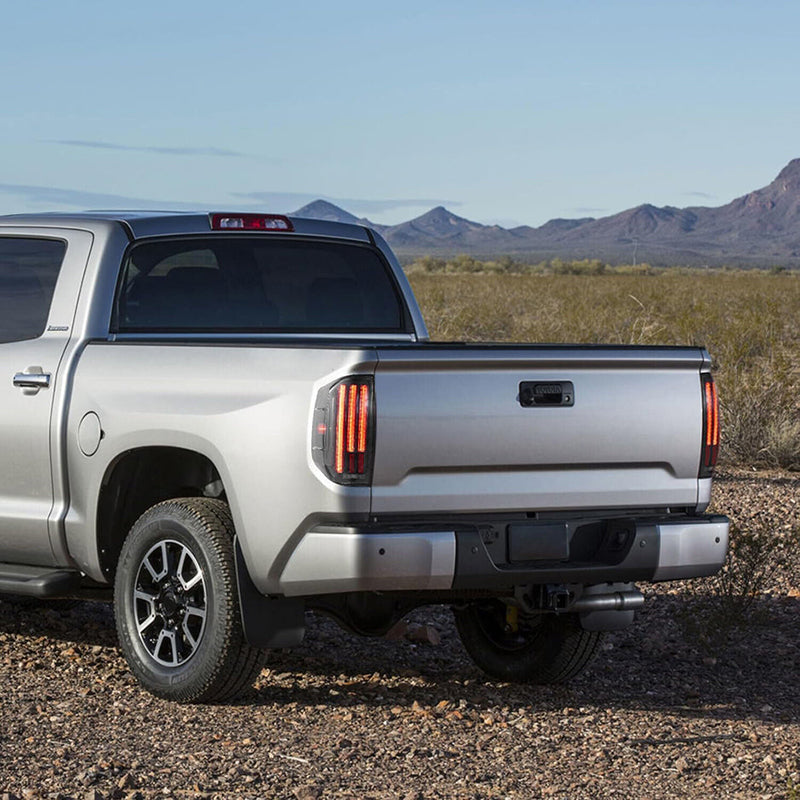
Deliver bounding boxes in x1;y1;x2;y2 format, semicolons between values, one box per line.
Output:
0;182;203;210
50;139;249;158
234;191;460;215
0;182;459;219
684;191;716;200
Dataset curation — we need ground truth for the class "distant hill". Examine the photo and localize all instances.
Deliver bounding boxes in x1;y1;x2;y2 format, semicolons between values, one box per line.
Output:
386;206;514;250
290;160;800;267
292;199;364;225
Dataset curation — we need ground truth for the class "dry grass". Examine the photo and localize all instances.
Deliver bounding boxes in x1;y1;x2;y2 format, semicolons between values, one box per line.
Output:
409;270;800;468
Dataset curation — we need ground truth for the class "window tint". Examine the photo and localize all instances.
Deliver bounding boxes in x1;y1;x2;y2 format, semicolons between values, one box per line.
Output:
0;237;66;344
115;237;405;333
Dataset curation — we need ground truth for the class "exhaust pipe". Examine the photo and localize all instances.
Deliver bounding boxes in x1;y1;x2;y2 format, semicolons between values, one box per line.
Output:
572;588;644;613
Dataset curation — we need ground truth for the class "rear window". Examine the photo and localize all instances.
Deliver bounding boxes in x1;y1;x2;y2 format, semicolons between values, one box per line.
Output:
0;237;66;343
114;237;406;333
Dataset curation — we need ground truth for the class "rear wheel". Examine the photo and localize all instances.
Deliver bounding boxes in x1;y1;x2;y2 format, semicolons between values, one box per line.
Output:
454;599;602;683
114;498;265;703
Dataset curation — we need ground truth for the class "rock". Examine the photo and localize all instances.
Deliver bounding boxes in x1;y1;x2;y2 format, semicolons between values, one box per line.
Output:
405;624;441;645
384;620;409;641
117;773;136;790
336;737;353;749
76;771;99;787
293;786;322;800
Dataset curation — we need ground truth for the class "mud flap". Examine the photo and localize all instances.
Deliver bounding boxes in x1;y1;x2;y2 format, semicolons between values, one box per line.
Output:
234;537;305;649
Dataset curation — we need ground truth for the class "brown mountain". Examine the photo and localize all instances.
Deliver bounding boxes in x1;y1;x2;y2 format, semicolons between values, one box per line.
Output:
291;160;800;266
685;158;800;260
384;206;516;249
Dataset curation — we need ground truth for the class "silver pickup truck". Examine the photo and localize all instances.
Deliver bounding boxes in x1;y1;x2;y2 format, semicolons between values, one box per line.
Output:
0;211;728;702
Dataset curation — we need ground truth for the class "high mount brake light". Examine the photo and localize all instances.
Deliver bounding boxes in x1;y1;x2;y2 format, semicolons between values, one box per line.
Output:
312;376;374;485
209;213;294;232
700;373;720;477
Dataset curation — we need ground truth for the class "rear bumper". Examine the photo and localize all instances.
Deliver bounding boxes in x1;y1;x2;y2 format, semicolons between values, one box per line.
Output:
277;514;729;597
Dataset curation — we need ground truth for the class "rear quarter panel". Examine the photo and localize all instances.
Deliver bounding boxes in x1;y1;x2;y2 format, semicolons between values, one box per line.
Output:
65;342;377;594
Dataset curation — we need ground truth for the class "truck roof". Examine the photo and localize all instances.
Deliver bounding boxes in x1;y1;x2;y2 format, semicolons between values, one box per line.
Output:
0;210;373;242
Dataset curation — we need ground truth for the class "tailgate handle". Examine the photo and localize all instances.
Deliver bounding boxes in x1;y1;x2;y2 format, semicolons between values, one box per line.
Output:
519;381;574;407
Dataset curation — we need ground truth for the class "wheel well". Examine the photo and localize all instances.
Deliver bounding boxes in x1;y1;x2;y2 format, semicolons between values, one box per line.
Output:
97;447;225;581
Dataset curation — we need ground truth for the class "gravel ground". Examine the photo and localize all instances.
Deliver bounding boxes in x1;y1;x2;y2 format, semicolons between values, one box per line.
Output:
1;469;798;800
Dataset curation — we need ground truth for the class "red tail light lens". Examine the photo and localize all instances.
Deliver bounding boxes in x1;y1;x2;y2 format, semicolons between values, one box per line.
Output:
209;213;293;231
335;383;347;475
313;376;374;484
700;373;720;477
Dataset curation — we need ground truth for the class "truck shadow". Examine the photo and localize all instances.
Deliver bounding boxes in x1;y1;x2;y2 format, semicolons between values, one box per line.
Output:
1;593;797;725
248;594;800;725
0;595;118;647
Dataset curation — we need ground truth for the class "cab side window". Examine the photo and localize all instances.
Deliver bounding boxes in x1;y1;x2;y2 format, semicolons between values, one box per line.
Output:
0;237;66;343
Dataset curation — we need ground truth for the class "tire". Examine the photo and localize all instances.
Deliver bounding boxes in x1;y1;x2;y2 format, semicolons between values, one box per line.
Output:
114;498;265;703
454;600;603;684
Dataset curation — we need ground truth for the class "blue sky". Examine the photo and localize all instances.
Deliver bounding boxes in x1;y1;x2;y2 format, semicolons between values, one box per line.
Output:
2;0;799;226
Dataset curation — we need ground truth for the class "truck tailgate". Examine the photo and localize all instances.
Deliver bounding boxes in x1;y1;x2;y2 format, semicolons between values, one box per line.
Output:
371;345;707;514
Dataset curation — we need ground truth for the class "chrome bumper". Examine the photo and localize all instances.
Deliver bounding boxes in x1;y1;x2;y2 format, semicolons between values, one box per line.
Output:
279;528;456;596
277;515;729;597
650;519;729;581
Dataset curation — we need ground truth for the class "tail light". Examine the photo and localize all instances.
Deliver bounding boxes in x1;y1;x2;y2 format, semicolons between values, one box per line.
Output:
700;373;719;477
313;376;374;485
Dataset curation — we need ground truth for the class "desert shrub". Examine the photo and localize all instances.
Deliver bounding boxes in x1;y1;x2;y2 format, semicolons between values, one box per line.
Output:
722;356;800;469
550;258;607;275
406;254;533;275
445;254;484;274
679;521;797;653
405;255;447;274
612;262;655;275
762;413;800;468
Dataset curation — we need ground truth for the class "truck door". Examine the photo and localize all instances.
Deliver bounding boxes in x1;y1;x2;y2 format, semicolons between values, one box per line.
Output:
0;230;92;566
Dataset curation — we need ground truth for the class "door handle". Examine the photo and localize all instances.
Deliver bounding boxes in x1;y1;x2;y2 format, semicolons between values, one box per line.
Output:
13;368;51;393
